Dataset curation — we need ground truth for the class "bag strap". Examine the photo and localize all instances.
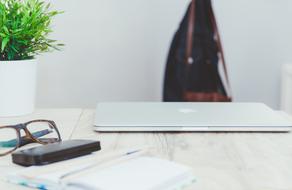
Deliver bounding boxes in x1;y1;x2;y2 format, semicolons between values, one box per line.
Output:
208;4;232;97
185;0;232;97
185;0;196;65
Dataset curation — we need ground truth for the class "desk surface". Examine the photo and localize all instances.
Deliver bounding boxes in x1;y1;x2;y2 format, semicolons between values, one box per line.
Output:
0;109;292;190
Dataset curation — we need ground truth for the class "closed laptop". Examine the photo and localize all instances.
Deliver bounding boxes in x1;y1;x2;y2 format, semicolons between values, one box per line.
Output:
94;102;292;132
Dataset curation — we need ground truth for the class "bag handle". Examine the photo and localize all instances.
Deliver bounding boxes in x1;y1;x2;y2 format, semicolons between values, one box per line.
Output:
185;0;196;65
185;0;232;97
208;4;232;97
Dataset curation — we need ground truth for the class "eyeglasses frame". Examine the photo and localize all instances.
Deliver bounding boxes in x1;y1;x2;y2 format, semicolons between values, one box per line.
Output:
0;119;61;156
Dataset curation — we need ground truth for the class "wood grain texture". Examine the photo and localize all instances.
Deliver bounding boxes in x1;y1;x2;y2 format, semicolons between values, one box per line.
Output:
0;109;292;190
73;109;292;190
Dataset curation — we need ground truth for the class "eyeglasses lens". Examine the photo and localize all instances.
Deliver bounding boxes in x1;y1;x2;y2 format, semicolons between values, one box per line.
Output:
0;128;18;155
26;121;60;144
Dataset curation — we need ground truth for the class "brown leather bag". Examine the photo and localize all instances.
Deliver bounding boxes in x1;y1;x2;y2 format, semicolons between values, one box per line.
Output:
183;0;232;102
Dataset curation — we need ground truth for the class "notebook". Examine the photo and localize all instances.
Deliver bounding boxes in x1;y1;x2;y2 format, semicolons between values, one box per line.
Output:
6;151;195;190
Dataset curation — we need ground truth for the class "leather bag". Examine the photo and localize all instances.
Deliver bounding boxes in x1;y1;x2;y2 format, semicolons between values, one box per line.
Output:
163;0;232;102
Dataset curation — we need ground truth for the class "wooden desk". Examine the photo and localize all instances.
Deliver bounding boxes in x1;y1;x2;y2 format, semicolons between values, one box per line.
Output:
0;109;292;190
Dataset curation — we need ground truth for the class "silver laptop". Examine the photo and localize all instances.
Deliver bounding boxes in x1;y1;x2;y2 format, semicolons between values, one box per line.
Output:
94;102;292;132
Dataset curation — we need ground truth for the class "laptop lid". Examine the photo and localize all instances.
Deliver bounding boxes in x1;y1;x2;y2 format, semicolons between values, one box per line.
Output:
94;102;292;128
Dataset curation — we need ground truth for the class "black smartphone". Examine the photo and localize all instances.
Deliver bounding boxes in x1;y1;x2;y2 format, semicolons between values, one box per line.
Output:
12;140;101;166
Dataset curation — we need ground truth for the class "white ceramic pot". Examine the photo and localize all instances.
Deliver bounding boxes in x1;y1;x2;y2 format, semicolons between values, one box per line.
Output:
0;59;37;117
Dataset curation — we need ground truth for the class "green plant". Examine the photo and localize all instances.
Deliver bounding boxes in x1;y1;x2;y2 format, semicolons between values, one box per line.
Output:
0;0;63;61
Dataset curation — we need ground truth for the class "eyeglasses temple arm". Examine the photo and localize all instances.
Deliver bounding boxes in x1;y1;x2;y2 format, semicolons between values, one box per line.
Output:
0;129;52;148
0;139;18;148
31;129;52;139
19;129;52;147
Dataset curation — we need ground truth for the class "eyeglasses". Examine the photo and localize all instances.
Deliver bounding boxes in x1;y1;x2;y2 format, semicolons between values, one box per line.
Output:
0;120;62;156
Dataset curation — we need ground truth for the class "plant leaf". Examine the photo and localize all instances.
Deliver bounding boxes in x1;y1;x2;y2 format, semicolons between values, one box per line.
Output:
1;37;10;52
0;0;64;60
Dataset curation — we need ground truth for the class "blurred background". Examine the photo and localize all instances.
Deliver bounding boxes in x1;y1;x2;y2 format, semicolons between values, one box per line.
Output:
37;0;292;109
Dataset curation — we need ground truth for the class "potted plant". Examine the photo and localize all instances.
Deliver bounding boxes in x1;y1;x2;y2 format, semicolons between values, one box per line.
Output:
0;0;62;116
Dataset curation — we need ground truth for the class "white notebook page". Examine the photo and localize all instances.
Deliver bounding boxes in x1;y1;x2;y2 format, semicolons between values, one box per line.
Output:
65;157;194;190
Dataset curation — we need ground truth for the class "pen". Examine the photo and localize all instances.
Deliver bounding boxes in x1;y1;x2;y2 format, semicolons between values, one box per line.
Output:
7;178;49;190
59;148;148;181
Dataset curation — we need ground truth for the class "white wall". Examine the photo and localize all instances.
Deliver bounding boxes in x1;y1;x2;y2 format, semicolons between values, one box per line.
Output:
37;0;292;109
